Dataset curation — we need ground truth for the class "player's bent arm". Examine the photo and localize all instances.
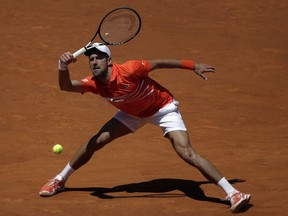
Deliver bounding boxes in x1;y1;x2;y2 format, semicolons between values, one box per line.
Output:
58;70;84;93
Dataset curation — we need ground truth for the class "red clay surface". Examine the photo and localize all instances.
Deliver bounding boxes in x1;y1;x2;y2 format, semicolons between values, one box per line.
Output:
1;0;287;215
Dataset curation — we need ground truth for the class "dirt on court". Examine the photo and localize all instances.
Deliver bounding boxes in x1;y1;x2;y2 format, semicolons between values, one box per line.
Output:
0;0;287;215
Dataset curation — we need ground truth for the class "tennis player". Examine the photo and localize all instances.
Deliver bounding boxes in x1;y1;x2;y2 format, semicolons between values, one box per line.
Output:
39;43;251;213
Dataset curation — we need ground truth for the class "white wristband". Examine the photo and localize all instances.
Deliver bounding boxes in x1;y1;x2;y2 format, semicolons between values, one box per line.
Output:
58;61;68;71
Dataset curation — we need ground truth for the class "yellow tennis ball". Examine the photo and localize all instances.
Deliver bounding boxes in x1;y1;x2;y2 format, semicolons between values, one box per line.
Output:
53;144;63;154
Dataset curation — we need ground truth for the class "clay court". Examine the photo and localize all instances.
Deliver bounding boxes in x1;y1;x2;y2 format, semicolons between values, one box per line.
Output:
1;0;287;215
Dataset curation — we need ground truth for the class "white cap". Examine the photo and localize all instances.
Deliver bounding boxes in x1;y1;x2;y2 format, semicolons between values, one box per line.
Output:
84;42;111;57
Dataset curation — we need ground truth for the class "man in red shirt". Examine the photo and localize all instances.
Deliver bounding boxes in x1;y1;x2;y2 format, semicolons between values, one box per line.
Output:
39;43;251;212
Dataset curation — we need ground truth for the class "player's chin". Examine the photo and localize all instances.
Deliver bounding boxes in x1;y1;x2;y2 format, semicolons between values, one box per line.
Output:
92;69;102;77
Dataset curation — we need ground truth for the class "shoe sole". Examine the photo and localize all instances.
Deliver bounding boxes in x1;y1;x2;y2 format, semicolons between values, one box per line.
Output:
39;186;65;197
231;195;251;213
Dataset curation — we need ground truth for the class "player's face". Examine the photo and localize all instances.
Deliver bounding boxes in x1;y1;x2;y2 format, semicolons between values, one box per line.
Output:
88;53;110;77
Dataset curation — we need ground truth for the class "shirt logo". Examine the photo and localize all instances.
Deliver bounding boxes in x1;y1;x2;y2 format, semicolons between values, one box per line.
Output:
82;78;89;82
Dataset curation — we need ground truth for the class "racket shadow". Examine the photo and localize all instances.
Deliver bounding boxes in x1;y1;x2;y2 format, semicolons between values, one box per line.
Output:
65;178;245;206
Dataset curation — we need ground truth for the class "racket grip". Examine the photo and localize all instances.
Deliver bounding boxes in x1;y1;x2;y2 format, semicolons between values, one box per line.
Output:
72;47;87;59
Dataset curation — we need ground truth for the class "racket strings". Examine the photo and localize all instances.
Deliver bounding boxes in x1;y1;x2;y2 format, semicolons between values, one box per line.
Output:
100;9;141;44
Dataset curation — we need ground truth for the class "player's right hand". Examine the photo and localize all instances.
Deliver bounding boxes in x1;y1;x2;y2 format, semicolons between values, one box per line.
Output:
59;52;77;65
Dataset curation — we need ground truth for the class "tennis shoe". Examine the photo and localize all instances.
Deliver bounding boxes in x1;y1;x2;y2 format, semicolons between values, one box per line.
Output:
39;176;66;197
223;191;251;213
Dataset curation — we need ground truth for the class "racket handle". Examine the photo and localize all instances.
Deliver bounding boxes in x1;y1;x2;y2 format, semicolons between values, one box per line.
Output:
72;47;87;59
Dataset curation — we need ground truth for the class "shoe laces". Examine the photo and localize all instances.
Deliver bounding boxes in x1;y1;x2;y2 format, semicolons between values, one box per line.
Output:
46;178;63;187
221;190;239;202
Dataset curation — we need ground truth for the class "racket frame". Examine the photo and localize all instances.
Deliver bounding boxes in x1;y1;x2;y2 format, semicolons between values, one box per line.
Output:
73;7;141;58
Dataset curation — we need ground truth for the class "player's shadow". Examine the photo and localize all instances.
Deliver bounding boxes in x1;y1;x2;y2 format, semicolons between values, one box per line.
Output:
65;178;246;207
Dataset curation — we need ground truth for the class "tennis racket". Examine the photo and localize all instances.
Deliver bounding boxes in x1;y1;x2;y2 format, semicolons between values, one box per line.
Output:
73;7;141;58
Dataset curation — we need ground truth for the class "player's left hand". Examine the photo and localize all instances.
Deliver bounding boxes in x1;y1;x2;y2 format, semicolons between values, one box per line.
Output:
194;63;215;80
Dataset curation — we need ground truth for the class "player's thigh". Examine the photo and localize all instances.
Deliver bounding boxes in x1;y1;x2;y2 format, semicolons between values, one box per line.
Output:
165;130;197;156
96;117;133;144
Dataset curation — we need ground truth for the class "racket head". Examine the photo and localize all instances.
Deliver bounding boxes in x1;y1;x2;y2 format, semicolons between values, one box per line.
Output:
96;7;141;45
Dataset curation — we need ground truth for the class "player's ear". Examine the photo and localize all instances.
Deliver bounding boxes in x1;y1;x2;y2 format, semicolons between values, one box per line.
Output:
107;57;112;65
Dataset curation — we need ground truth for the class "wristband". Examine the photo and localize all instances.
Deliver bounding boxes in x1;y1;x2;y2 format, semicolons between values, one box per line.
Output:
58;60;68;71
180;60;195;70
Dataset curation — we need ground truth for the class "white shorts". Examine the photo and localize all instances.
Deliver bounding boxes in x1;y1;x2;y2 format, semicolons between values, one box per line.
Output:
114;100;187;136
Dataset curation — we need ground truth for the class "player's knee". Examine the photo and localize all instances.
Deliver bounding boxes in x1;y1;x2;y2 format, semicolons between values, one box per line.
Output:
88;132;112;152
179;149;199;167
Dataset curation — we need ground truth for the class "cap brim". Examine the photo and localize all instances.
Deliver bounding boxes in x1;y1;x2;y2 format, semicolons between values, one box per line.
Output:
84;48;108;57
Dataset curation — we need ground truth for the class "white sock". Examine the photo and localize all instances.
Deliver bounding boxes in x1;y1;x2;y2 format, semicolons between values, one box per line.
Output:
217;177;237;196
56;163;75;181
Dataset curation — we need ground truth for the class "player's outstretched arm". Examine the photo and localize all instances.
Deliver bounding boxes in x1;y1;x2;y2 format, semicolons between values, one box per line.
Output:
149;59;215;80
58;52;84;93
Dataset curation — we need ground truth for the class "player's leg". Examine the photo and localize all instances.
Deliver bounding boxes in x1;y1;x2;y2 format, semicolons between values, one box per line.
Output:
165;130;251;213
69;117;132;170
150;100;251;212
165;130;223;183
39;117;132;197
